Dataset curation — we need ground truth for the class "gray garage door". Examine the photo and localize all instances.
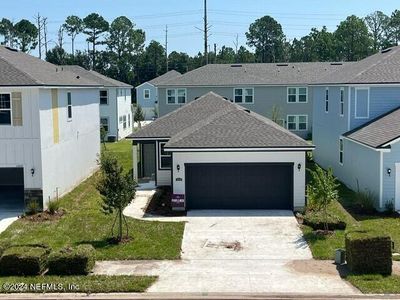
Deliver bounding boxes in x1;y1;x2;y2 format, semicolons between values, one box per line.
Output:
0;168;24;218
185;163;293;210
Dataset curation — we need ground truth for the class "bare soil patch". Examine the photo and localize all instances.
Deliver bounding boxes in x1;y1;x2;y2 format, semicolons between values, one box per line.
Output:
145;187;186;217
22;209;65;222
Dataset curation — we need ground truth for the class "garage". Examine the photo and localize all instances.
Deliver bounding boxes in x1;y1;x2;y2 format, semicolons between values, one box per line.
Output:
185;163;293;210
0;167;25;219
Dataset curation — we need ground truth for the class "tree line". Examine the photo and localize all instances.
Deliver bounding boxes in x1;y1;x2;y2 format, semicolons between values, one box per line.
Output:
1;10;400;86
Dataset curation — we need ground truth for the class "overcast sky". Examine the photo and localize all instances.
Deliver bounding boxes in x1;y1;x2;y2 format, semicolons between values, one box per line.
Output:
2;0;400;56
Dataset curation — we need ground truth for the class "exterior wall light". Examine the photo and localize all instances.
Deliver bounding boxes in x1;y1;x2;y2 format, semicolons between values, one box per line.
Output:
31;168;35;176
297;163;302;171
387;168;391;176
177;164;180;172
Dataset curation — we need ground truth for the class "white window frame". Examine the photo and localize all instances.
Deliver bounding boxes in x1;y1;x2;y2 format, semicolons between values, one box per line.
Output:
286;115;308;131
325;87;329;113
159;141;172;170
233;87;254;104
143;89;150;99
100;89;108;105
0;92;12;126
355;87;370;119
287;87;308;103
100;117;109;132
166;88;187;105
339;87;344;117
339;138;344;165
67;91;72;121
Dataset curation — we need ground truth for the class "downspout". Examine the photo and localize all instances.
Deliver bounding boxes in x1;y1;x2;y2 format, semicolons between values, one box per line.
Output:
116;88;119;140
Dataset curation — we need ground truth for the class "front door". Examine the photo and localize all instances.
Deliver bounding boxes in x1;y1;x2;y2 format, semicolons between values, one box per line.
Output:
396;163;400;211
142;143;156;179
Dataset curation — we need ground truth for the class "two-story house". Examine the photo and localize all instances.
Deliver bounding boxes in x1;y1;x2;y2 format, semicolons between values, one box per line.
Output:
62;65;133;141
0;46;101;211
312;46;400;211
136;70;181;120
156;63;351;139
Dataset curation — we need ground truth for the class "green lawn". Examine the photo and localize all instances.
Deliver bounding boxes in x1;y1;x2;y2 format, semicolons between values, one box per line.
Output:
0;275;156;293
346;274;400;294
0;140;184;260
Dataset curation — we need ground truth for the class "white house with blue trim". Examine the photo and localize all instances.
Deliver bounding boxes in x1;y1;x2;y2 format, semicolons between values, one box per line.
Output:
312;46;400;211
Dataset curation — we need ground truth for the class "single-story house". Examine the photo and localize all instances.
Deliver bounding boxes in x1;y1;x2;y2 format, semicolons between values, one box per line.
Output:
128;92;314;211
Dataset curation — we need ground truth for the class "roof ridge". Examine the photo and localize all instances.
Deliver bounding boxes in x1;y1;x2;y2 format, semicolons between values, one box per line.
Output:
0;52;41;85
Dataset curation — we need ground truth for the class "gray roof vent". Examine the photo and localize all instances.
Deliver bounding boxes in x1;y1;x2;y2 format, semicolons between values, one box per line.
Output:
381;48;392;53
230;64;242;67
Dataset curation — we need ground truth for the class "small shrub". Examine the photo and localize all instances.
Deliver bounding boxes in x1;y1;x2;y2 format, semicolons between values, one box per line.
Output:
345;227;392;275
48;244;95;275
0;244;50;276
384;199;395;214
25;199;41;215
354;190;376;213
0;241;10;257
47;200;60;215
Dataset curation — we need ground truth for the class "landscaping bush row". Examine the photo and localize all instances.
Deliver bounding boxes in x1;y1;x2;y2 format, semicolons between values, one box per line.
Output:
345;226;392;275
0;244;95;276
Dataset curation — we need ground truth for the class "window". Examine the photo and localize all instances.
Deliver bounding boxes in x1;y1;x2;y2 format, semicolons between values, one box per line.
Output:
144;89;150;99
0;93;11;125
128;114;131;128
234;88;254;103
123;115;127;129
100;90;108;105
159;142;172;169
100;118;109;132
67;92;72;120
166;88;186;104
287;115;308;131
355;88;369;119
325;88;329;113
287;87;308;103
339;138;344;165
340;88;344;116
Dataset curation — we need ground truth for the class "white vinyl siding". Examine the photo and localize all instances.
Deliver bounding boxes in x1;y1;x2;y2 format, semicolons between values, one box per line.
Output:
234;88;254;103
0;93;12;125
355;88;369;119
166;88;186;104
287;115;308;131
287;87;307;103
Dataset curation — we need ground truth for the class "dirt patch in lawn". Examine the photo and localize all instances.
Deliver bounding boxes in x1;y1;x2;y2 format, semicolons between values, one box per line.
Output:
287;259;350;277
22;209;65;222
145;187;186;217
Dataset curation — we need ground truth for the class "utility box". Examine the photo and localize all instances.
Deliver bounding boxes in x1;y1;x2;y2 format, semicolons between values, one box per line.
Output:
335;249;346;265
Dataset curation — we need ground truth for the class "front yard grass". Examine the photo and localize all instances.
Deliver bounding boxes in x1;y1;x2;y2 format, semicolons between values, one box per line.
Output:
0;139;185;260
346;274;400;294
0;275;156;293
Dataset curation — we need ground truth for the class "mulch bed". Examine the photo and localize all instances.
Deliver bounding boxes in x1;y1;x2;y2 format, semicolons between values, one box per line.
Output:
145;187;186;217
22;209;65;222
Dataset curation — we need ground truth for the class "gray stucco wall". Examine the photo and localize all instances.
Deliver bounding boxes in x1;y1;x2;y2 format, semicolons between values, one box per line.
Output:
158;85;313;138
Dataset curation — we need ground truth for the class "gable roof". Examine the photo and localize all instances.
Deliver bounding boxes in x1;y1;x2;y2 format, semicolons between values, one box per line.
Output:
315;46;400;85
343;107;400;148
129;92;313;149
147;70;182;86
0;46;101;87
61;65;132;88
156;62;352;87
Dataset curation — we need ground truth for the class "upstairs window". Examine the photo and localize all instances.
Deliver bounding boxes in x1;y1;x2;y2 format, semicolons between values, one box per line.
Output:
287;87;307;103
100;90;108;105
144;89;150;99
67;92;72;120
0;93;11;125
159;142;172;169
166;88;186;104
340;88;344;116
234;88;254;103
325;88;329;113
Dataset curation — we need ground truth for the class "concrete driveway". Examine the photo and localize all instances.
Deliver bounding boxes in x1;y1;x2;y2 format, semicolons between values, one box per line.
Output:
95;209;359;295
0;187;23;234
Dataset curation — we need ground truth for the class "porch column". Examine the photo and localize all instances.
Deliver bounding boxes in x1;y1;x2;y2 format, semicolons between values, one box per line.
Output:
132;142;138;182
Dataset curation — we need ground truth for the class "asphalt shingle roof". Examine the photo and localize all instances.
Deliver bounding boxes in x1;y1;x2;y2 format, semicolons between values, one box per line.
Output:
343;107;400;148
129;92;313;149
0;46;101;87
61;65;132;88
147;70;181;86
316;46;400;85
157;62;352;87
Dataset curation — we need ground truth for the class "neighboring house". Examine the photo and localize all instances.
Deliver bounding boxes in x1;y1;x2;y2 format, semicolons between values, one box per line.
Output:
135;70;181;120
128;92;314;211
156;63;351;139
62;65;133;141
312;46;400;211
0;46;102;209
